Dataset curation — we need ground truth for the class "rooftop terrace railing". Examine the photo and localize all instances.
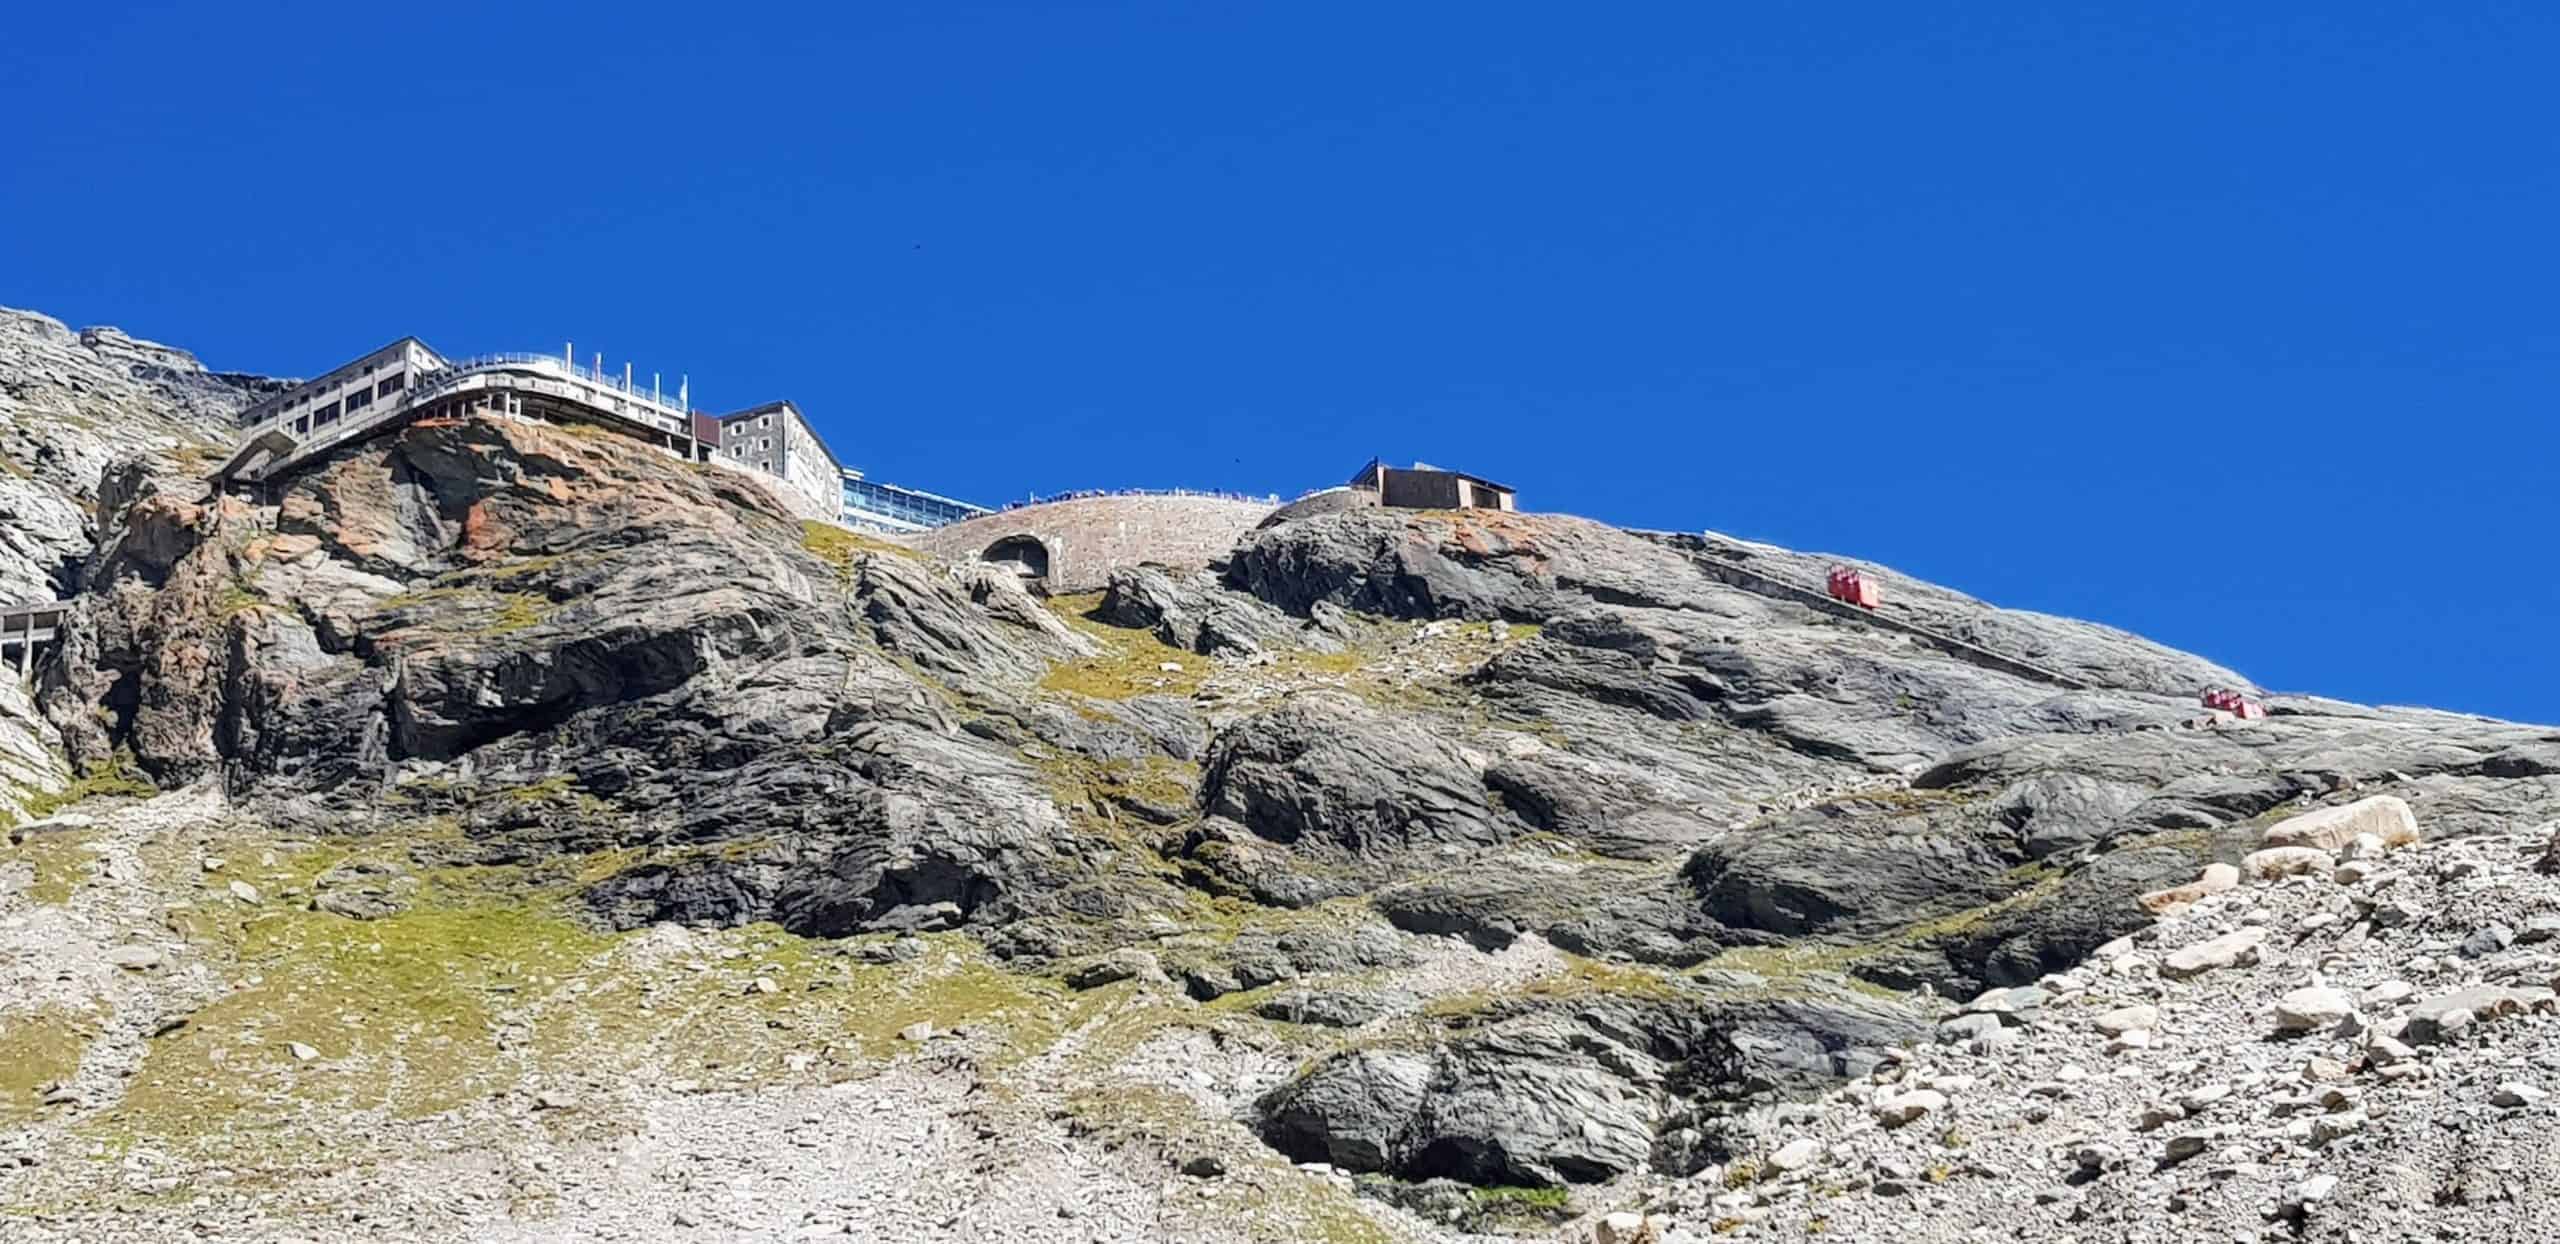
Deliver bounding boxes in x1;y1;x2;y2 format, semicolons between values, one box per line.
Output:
413;354;692;415
1000;487;1280;511
237;351;695;439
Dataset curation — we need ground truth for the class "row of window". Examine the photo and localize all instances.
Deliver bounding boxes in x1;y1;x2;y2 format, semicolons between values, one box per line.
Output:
257;365;409;424
842;478;984;527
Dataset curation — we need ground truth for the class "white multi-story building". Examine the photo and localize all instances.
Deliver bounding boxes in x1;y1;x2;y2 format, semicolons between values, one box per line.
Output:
211;336;988;534
231;337;449;439
706;400;842;522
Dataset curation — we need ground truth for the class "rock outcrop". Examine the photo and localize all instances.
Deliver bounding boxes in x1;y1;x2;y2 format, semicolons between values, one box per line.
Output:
12;305;2560;1241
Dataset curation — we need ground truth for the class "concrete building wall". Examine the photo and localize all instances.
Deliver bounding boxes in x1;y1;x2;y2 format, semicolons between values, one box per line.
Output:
714;401;839;523
239;338;445;437
911;494;1279;594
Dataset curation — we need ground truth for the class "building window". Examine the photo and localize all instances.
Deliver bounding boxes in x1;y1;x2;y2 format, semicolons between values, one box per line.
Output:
315;401;341;425
345;389;372;413
759;416;771;429
377;376;404;397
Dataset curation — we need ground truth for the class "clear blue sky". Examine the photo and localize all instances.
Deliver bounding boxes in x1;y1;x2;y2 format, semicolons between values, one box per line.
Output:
6;3;2556;721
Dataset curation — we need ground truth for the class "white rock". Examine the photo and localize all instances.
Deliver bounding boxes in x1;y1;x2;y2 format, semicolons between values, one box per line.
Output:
285;1042;320;1062
2492;1082;2547;1109
2093;1004;2158;1037
2310;1111;2367;1145
2262;796;2420;853
897;1021;933;1042
2293;1173;2340;1205
227;879;261;904
104;945;163;971
2275;986;2354;1033
1593;1211;1658;1244
1766;1139;1821;1173
1872;1088;1947;1128
2162;927;2267;980
2139;863;2241;915
2366;1035;2417;1065
2360;980;2413;1006
745;977;779;995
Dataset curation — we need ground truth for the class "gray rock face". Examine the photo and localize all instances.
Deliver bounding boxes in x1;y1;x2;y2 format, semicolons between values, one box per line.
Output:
1199;692;1509;854
1684;796;2021;941
0;307;278;603
1258;985;1924;1186
1093;565;1342;658
23;307;2560;1210
0;307;280;818
40;415;1118;941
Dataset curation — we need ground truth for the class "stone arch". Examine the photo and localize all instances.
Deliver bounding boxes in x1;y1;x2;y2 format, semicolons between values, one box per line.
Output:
980;534;1053;587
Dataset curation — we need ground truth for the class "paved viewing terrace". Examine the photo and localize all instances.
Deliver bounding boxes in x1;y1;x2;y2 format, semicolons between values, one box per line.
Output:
216;352;698;488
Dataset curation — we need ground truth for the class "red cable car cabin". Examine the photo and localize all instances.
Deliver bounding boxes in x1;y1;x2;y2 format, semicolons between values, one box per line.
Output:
1826;565;1880;609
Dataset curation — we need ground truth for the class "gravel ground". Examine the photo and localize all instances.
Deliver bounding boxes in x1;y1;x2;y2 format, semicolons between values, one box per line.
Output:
1644;802;2560;1244
0;788;1491;1243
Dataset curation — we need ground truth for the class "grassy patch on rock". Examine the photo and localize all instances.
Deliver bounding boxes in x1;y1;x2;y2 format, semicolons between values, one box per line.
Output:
801;519;923;577
98;833;1074;1174
15;749;156;826
1039;593;1209;700
1697;868;2070;997
375;586;554;639
15;830;101;904
0;1006;100;1122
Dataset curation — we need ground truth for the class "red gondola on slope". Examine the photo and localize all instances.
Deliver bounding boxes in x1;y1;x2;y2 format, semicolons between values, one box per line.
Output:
1826;565;1880;609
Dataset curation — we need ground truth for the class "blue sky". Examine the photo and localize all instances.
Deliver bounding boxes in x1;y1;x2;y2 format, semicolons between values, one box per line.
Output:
6;3;2556;721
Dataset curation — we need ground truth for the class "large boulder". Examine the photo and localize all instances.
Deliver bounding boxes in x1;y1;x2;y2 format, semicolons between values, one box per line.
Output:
1258;985;1923;1186
2261;795;2421;852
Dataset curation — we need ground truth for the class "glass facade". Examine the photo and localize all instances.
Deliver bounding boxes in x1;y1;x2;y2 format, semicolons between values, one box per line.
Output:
840;474;989;533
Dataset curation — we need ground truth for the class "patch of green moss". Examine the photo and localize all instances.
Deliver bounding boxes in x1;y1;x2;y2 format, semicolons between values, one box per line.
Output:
0;1007;97;1121
1039;594;1210;701
17;831;99;904
1424;953;1686;1020
1472;1184;1570;1212
376;586;554;639
802;520;922;577
19;749;156;822
1698;868;2071;999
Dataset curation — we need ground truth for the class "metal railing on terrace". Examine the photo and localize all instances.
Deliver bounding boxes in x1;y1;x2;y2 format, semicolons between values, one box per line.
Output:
999;487;1280;511
410;354;692;416
236;353;694;439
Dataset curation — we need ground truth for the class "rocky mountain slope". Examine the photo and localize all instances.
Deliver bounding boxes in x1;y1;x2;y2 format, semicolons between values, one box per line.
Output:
2;305;2555;1243
0;307;280;823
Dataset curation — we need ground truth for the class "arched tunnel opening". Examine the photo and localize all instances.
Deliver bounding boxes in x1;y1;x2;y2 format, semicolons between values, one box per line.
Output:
980;535;1052;590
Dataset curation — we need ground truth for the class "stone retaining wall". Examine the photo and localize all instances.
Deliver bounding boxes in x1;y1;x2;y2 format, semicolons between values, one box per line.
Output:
911;495;1278;593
